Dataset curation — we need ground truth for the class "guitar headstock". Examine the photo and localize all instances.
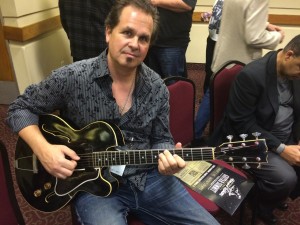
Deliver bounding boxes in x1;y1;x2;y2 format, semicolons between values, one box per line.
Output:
215;133;268;169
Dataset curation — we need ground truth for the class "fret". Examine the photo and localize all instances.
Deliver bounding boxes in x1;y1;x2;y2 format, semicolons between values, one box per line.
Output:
124;151;129;165
145;150;153;164
139;150;147;164
152;150;159;162
182;149;193;161
111;151;116;165
104;151;109;166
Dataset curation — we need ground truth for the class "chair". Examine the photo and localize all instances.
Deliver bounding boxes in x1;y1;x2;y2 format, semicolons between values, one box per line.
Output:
164;76;221;214
209;60;245;134
0;140;25;225
209;61;259;225
164;76;196;146
164;76;252;224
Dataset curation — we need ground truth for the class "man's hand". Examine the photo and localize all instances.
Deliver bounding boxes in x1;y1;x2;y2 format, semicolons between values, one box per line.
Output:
36;143;80;179
280;145;300;166
158;142;186;175
19;125;80;179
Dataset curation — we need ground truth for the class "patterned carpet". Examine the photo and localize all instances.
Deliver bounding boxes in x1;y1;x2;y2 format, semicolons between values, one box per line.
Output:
1;63;299;224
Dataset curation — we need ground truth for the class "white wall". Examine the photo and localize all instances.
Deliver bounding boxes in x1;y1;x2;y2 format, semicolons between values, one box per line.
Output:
9;29;71;93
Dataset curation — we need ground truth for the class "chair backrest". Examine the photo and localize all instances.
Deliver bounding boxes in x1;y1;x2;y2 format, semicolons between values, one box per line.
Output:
209;61;245;134
0;140;25;225
164;76;196;146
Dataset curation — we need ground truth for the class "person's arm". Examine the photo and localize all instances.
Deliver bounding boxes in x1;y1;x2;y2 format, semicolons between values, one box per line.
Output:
244;0;284;49
7;65;80;179
151;0;195;12
18;125;79;179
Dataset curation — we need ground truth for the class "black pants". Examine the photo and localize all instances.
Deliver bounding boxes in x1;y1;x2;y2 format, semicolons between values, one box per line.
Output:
250;151;299;209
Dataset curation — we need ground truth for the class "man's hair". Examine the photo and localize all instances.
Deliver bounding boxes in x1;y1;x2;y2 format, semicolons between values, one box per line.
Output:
105;0;159;45
283;34;300;57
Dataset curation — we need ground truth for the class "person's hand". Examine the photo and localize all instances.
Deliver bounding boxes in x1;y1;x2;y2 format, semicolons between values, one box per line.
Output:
36;143;80;179
267;23;282;31
280;145;300;166
267;23;285;43
158;142;186;175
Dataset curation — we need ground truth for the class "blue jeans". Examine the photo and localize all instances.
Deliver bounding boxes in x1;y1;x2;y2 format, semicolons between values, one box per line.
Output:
74;169;219;225
195;89;210;139
145;46;187;78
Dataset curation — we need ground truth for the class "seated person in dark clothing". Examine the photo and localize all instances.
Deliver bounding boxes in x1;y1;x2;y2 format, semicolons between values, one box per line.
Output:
209;35;300;225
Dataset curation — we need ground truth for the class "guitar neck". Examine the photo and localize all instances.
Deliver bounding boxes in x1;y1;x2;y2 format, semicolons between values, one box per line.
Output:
87;148;215;167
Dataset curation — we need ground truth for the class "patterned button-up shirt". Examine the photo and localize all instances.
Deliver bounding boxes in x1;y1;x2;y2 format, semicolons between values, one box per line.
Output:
7;51;174;190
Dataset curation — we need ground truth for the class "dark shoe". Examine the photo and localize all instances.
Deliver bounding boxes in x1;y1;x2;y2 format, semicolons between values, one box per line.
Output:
258;211;277;225
277;202;288;211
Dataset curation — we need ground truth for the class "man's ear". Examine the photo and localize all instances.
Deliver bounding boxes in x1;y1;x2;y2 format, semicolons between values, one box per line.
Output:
105;26;111;43
285;50;295;60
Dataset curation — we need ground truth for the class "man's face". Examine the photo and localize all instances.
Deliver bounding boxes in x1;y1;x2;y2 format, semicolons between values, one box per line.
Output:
106;5;153;70
281;51;300;79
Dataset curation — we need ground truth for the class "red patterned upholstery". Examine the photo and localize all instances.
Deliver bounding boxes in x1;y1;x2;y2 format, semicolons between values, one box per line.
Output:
164;76;196;146
0;141;25;225
210;61;245;134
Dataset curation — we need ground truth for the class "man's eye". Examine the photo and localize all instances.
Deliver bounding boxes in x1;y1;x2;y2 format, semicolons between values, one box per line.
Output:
140;36;149;43
123;31;132;36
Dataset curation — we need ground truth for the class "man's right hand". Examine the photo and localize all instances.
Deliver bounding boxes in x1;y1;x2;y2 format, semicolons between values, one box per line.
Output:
36;143;80;179
19;124;80;179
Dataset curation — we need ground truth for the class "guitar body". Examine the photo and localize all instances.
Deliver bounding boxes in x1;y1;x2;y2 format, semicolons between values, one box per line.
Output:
15;114;125;212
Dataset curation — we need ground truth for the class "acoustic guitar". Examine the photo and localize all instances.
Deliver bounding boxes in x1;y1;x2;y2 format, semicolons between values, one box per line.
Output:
15;114;268;212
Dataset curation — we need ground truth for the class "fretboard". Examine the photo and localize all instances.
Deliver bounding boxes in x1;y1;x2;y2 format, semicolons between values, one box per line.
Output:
88;148;215;167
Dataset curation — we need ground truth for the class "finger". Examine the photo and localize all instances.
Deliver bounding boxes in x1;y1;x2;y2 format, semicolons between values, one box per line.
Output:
159;150;178;173
175;142;182;149
173;154;186;169
62;146;80;161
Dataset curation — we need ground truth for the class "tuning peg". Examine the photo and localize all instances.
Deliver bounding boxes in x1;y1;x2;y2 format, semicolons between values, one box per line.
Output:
239;134;248;146
252;132;261;140
256;157;262;169
239;134;248;141
243;163;251;169
226;156;235;167
252;132;261;145
257;163;262;169
242;157;250;169
226;135;233;148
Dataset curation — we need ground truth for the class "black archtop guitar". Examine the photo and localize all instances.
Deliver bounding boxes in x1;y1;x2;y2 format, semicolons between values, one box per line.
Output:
15;114;268;212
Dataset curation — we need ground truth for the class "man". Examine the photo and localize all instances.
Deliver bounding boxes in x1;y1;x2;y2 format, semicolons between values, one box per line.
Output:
144;0;197;78
7;1;219;224
210;35;300;225
58;0;115;61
